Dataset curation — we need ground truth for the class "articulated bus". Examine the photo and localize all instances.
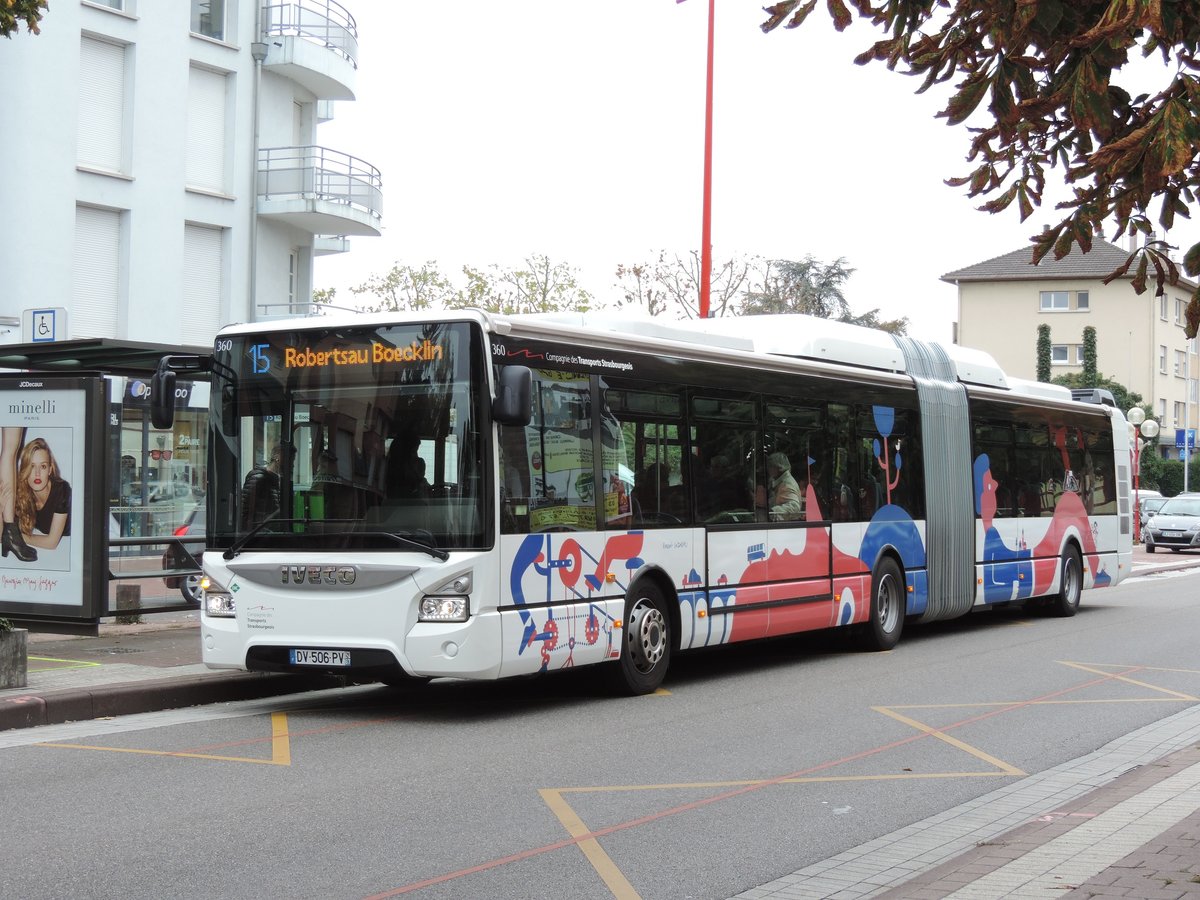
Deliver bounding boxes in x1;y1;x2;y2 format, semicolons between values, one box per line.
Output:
151;311;1133;694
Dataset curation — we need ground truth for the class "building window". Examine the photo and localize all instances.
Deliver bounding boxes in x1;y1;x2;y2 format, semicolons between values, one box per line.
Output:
1160;398;1167;421
1177;297;1185;325
1175;401;1186;424
73;205;122;339
1076;290;1089;310
1051;344;1069;364
1161;295;1169;320
1040;291;1069;311
1176;349;1186;377
288;249;298;311
1161;345;1169;373
186;65;228;193
77;36;128;174
182;224;224;343
191;0;225;40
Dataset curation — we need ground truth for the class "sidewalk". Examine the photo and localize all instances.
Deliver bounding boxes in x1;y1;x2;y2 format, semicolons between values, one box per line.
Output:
2;549;1199;900
0;613;341;731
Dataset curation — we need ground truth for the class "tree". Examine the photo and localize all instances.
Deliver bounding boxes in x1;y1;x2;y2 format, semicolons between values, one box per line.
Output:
461;254;593;314
348;261;457;313
612;250;750;318
741;255;907;332
1;0;45;37
1081;326;1098;387
760;2;1200;338
1036;324;1052;383
344;256;592;316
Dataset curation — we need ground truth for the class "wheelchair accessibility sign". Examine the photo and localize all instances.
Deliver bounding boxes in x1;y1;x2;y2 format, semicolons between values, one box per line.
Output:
22;307;68;343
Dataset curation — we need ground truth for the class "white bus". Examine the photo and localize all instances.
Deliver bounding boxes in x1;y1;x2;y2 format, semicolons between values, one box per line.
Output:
151;311;1133;694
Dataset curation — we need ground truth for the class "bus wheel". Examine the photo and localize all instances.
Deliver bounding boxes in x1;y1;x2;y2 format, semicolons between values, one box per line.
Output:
860;558;904;651
1050;546;1082;617
607;582;672;695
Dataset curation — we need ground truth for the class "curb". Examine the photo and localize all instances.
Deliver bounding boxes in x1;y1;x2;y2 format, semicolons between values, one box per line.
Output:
0;671;342;732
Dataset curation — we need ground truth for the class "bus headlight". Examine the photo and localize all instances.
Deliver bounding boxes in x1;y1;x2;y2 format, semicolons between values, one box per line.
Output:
419;596;470;622
201;576;236;618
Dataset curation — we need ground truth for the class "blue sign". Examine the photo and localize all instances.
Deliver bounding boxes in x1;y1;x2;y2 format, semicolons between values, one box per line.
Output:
1176;429;1196;449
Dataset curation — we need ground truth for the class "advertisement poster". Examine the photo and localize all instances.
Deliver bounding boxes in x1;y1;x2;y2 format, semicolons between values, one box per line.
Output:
0;375;105;622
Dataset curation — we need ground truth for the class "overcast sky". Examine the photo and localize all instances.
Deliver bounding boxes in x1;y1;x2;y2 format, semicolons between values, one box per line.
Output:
312;1;1198;343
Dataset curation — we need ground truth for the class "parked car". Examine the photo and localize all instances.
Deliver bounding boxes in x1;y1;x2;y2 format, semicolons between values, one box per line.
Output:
1143;495;1200;554
162;503;205;605
1139;496;1167;530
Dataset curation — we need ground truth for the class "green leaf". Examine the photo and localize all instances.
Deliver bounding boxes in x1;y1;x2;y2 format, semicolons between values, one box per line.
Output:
1183;241;1200;279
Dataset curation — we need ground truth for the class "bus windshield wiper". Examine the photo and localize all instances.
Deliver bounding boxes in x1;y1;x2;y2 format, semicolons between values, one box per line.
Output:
223;514;288;560
223;518;449;561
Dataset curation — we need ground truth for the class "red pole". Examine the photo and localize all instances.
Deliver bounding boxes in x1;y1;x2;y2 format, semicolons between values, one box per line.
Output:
1133;441;1141;543
698;0;714;319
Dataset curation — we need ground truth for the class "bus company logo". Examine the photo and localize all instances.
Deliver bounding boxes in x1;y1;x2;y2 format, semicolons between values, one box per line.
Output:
281;565;357;586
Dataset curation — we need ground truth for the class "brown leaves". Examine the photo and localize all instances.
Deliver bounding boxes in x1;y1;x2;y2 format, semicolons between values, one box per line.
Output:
0;0;47;37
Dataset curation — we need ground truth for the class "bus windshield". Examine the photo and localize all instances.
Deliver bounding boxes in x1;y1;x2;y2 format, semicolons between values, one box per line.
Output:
208;321;489;552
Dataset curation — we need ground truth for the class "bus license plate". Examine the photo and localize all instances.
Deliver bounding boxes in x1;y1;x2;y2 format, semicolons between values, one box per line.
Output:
289;649;350;667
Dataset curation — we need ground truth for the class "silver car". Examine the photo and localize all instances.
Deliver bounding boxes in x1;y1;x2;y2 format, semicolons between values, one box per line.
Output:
1143;496;1200;553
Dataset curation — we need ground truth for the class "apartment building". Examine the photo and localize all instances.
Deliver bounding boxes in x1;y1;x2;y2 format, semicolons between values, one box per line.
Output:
0;0;381;347
943;237;1198;461
0;0;382;544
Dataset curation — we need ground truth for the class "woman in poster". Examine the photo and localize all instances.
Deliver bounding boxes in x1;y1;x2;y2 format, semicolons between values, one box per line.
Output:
15;437;71;552
1;426;37;561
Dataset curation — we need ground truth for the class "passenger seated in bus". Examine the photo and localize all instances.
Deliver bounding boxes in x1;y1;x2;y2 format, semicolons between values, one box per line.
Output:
634;462;683;523
766;452;803;521
701;454;749;520
240;444;281;529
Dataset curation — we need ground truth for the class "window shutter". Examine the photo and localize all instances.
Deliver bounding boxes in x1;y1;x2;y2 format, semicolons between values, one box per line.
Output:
73;206;121;338
78;37;126;172
186;66;227;192
182;224;223;343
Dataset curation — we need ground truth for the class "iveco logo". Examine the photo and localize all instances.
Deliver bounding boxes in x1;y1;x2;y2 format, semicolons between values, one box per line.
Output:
281;565;357;586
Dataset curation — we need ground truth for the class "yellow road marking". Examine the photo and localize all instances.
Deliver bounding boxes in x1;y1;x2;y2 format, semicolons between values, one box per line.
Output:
540;788;641;900
40;711;292;766
1059;661;1200;701
871;706;1025;775
28;656;102;671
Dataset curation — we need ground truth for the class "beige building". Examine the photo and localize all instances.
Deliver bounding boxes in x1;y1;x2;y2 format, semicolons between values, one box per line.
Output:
943;238;1199;461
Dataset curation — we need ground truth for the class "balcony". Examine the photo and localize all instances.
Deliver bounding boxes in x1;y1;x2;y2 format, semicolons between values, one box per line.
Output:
257;146;382;237
260;0;358;100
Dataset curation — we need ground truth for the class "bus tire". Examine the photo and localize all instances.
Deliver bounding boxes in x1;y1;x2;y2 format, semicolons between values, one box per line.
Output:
860;557;904;651
1051;545;1082;617
606;581;672;695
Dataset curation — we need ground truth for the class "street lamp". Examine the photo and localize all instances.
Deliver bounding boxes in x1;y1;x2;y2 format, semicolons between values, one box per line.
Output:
1127;407;1160;542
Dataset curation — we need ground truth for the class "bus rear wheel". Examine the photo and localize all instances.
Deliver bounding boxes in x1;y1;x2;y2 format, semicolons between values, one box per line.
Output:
860;557;904;651
606;582;672;695
1050;546;1082;617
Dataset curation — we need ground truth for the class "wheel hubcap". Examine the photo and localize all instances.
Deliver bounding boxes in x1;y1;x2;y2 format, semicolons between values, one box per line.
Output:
877;574;899;633
628;598;666;674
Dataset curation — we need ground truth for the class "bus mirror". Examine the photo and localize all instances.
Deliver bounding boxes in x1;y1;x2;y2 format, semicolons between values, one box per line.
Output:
150;367;176;429
492;366;532;426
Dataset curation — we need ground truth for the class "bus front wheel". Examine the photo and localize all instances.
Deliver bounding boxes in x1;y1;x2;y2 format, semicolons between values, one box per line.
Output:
860;557;904;651
607;582;672;695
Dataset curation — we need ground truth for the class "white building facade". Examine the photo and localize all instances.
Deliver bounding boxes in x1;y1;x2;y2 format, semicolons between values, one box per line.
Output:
944;238;1199;461
0;0;381;347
